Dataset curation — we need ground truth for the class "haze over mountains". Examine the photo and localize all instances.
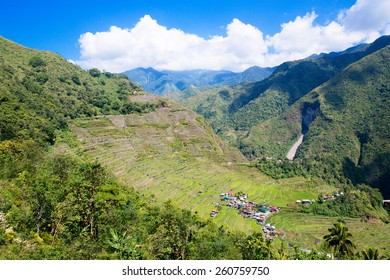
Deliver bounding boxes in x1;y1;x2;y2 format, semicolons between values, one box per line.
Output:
123;66;275;95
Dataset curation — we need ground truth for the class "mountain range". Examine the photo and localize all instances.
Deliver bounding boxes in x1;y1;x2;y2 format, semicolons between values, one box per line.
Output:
172;35;390;198
122;66;275;95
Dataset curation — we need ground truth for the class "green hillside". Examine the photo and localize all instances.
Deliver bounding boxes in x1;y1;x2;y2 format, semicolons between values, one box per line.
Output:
63;94;390;256
246;45;390;197
172;36;390;148
171;36;390;197
0;36;152;146
67;95;316;221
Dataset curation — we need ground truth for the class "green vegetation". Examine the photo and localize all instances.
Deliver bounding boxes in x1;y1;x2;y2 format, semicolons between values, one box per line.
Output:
68;102;389;256
172;36;390;199
324;223;356;259
1;36;389;259
0;36;155;146
247;45;390;199
173;36;390;146
0;149;244;259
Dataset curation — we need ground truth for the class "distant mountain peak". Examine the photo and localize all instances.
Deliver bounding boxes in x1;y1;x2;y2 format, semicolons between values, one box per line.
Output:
122;66;275;95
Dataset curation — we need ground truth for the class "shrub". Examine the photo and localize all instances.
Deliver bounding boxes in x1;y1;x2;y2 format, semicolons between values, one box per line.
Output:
89;68;101;77
29;56;46;68
71;75;81;85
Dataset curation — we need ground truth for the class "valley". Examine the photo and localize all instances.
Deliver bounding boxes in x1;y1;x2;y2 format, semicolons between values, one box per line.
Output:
67;96;318;228
171;35;390;199
1;34;389;260
63;95;389;255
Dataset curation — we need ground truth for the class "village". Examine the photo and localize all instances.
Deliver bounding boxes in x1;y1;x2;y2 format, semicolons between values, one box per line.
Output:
210;191;346;241
209;191;280;240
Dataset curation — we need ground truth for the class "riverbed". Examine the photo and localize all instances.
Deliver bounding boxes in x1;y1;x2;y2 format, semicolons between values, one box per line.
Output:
286;134;304;160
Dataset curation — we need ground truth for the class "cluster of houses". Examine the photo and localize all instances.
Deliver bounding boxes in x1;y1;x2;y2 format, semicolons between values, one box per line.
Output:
262;223;277;240
324;192;344;200
217;191;280;236
296;192;345;205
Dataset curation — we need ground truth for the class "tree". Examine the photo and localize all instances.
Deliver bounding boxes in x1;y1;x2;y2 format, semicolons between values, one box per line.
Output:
106;228;142;260
360;247;385;260
29;56;46;68
146;202;198;260
89;68;101;77
323;223;355;259
241;232;275;260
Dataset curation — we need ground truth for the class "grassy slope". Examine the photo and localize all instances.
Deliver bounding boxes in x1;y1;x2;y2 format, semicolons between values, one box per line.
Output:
61;97;390;253
1;36;388;255
65;96;324;231
268;213;390;254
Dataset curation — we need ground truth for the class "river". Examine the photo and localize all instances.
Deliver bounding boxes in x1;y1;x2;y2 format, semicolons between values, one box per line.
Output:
286;134;304;160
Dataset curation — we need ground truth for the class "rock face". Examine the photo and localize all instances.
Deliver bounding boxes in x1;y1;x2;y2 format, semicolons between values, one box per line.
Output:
301;101;320;134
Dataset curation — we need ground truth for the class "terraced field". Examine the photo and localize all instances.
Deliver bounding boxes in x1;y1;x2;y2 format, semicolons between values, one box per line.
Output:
267;212;390;255
64;97;390;253
68;99;325;233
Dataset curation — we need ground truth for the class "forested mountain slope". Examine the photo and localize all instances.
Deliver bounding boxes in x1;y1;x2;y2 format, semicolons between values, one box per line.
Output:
172;36;390;148
0;36;145;146
171;36;390;197
245;45;390;197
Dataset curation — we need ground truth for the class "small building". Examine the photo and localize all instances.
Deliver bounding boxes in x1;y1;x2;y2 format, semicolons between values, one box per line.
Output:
302;199;312;205
210;210;219;217
259;206;269;213
256;217;265;223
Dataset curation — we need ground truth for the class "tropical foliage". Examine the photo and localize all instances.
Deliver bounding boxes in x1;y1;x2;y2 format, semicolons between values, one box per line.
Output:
323;223;355;259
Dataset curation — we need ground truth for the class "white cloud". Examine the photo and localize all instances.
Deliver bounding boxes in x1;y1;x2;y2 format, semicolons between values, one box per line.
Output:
263;12;363;65
77;15;267;72
339;0;390;35
76;0;390;72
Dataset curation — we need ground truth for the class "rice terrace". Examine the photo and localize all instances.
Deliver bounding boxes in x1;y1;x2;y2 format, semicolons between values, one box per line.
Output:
65;95;390;255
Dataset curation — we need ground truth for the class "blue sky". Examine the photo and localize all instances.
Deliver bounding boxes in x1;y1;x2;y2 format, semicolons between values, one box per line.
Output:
1;0;389;71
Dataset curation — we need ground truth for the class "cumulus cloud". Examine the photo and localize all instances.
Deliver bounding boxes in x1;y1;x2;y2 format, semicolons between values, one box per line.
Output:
76;0;390;72
77;15;267;72
339;0;390;35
